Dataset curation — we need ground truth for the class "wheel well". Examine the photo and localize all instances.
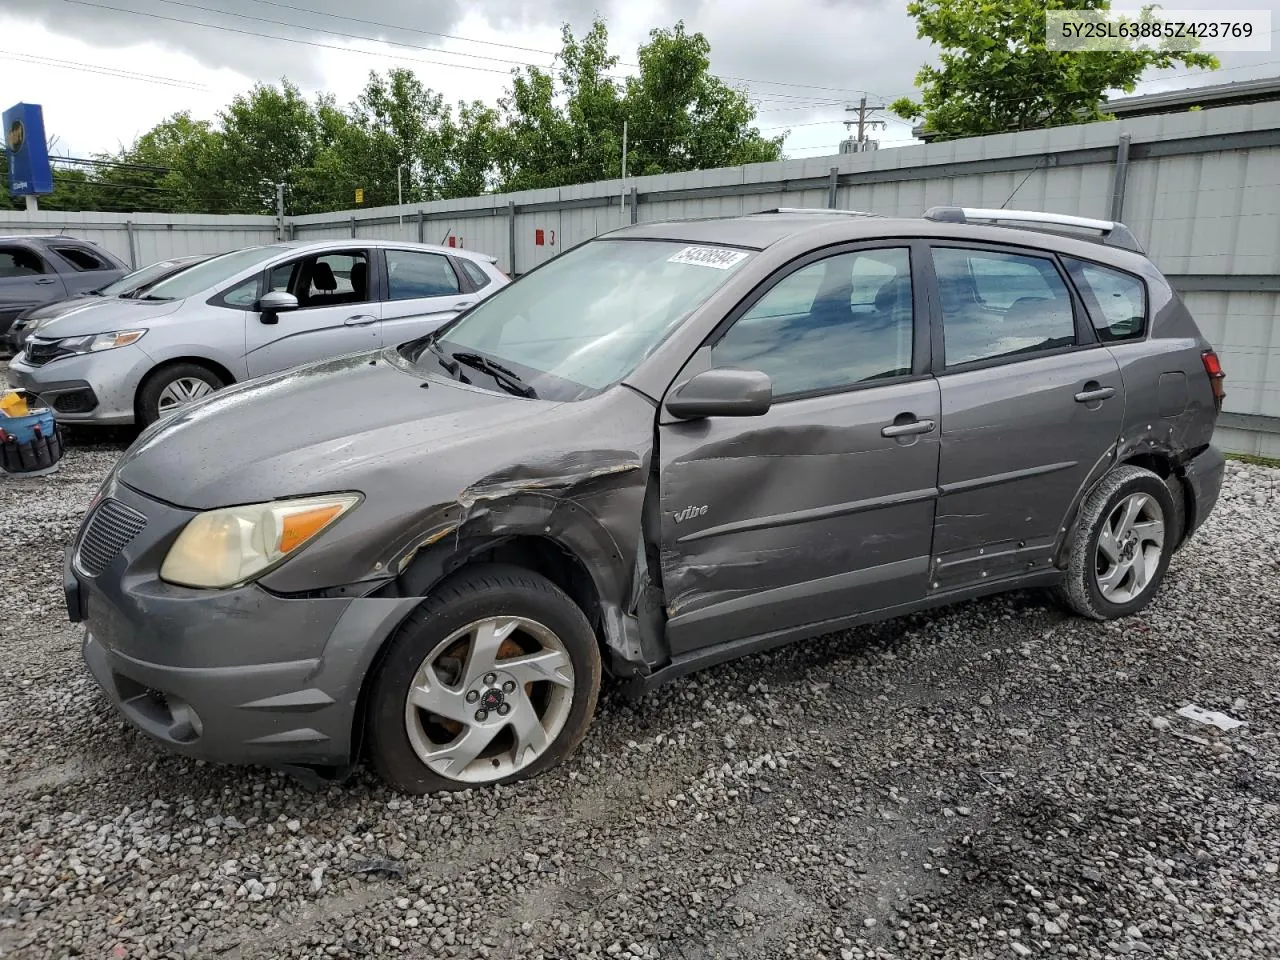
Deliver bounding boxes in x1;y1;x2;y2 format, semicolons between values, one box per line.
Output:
1120;452;1193;544
349;535;608;766
135;357;236;415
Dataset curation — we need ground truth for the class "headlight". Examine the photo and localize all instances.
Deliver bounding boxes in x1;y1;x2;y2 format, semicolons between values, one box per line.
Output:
48;329;147;354
160;493;360;589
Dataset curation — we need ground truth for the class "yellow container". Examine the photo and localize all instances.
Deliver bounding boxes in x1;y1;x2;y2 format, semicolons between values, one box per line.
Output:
0;391;30;418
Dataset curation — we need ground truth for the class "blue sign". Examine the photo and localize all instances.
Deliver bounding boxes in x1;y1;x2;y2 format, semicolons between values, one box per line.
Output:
4;103;53;197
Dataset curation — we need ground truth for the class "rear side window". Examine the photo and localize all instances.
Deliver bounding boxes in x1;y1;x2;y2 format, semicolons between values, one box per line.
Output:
52;246;108;271
1064;258;1147;342
932;247;1076;367
386;250;461;300
0;246;48;277
458;258;492;290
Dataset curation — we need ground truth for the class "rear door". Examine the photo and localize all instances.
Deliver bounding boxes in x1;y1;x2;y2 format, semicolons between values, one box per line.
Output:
0;244;66;327
377;247;476;348
244;248;381;377
657;243;941;655
48;242;124;295
927;242;1124;590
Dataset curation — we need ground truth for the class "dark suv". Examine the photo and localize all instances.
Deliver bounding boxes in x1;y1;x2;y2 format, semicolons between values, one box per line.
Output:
65;207;1226;794
0;235;127;341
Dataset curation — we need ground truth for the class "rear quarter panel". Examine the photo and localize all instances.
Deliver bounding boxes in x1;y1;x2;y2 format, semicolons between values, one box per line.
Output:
1107;268;1218;465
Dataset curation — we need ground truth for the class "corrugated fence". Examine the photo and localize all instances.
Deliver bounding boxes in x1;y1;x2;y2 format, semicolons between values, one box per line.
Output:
1;101;1277;456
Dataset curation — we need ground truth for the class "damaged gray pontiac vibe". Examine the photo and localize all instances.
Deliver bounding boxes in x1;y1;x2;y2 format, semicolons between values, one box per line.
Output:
65;207;1226;793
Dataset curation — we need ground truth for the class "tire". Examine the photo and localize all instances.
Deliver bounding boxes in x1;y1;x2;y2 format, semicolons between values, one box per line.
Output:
367;564;602;794
1055;465;1177;621
137;362;225;426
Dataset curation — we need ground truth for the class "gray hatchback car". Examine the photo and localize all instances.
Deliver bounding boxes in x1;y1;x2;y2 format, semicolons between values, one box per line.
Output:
7;239;507;425
65;207;1226;794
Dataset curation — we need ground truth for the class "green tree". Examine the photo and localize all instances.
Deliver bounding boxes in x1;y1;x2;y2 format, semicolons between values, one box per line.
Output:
891;0;1218;141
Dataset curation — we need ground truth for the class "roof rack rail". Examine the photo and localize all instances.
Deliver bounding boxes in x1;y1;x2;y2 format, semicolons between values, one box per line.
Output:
757;207;882;217
922;206;1144;253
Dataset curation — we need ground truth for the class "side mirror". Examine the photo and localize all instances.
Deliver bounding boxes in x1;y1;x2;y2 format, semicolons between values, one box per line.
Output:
664;367;772;420
258;290;298;324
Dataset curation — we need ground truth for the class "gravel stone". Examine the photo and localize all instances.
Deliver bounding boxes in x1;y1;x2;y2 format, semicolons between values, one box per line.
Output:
3;360;1279;959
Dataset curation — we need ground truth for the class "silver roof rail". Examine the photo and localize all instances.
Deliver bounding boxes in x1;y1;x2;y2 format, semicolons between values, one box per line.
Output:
758;207;882;217
923;206;1144;253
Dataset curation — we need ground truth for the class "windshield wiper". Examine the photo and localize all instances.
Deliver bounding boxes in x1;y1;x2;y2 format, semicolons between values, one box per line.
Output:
139;294;174;302
425;338;459;374
451;351;537;398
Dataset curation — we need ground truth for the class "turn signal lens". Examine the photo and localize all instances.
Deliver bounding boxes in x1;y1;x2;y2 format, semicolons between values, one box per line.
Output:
160;493;360;589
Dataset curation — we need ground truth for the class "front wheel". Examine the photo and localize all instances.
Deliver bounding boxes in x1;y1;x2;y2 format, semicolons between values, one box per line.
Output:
137;362;225;426
1056;465;1177;621
367;565;602;794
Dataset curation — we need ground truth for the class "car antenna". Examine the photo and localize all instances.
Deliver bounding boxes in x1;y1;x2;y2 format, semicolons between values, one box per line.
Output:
1000;156;1047;209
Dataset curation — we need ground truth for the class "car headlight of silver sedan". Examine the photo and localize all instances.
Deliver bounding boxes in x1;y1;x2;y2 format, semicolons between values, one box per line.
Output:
160;494;361;589
43;329;148;354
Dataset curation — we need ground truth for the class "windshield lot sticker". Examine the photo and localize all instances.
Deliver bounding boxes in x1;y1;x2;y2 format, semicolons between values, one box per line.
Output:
668;246;749;269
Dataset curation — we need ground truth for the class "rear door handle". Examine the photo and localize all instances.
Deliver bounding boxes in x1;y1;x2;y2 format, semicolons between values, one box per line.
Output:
34;277;56;285
882;418;936;438
344;314;378;327
1074;386;1116;403
453;300;476;310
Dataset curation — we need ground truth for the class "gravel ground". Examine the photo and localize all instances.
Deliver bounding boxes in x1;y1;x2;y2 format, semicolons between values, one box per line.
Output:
2;359;1279;960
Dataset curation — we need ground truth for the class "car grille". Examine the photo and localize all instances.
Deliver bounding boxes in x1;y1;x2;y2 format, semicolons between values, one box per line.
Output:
76;498;148;577
24;338;71;367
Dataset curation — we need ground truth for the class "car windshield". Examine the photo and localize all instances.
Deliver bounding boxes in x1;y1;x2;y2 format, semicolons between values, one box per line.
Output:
143;245;290;301
406;238;754;401
98;258;196;297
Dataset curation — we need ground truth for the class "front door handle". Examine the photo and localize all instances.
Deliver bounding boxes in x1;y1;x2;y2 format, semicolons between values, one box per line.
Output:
34;277;56;285
453;300;476;310
1074;384;1116;403
344;314;378;327
882;417;936;438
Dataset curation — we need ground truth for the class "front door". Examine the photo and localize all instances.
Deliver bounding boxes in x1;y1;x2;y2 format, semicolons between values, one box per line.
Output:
657;244;941;656
928;243;1125;589
0;244;65;326
378;247;477;348
245;248;381;377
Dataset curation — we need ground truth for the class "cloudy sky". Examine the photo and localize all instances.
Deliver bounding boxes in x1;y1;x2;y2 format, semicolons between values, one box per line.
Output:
1;0;1277;162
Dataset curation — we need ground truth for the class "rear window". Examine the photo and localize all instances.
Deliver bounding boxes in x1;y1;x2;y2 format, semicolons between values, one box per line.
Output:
1064;258;1148;342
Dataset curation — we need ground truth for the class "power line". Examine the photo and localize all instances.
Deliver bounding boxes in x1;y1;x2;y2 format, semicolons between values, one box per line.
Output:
0;49;207;90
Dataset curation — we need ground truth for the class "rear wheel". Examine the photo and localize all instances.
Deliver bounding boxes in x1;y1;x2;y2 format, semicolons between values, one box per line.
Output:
137;362;225;426
367;565;602;794
1056;465;1177;621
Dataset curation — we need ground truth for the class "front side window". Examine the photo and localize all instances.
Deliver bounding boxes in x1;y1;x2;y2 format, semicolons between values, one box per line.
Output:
711;248;915;397
933;247;1076;367
386;250;460;300
0;246;48;277
409;239;755;401
1064;258;1147;342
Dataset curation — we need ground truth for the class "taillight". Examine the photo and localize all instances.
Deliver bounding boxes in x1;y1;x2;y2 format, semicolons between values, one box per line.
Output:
1202;349;1226;412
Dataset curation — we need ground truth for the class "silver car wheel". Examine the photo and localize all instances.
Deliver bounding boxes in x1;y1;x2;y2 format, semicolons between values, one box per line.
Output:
1094;492;1165;604
156;377;215;418
403;616;575;784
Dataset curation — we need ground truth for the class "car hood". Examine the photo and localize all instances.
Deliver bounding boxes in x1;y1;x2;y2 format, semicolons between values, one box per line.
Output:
32;297;184;338
114;350;558;510
19;295;106;323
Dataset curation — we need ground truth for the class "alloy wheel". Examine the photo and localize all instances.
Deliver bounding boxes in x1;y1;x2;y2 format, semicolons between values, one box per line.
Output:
403;616;575;784
1095;492;1165;604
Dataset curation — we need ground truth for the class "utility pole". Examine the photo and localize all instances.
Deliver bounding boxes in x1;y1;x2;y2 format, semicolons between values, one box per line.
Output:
620;120;628;227
846;95;887;149
275;182;285;240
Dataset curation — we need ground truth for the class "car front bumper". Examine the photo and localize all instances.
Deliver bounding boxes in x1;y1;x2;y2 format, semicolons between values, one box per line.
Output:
69;480;416;770
6;346;152;424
